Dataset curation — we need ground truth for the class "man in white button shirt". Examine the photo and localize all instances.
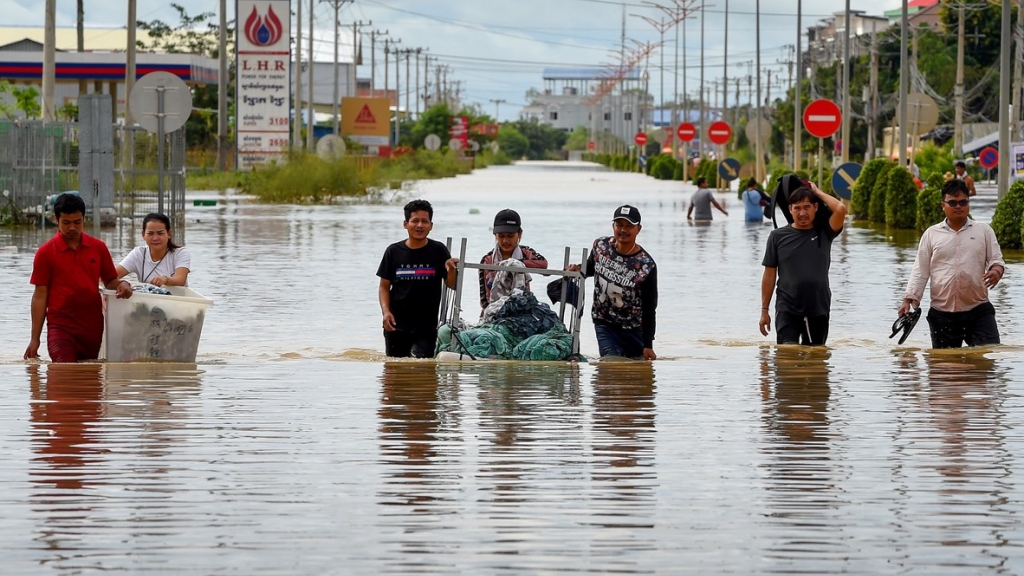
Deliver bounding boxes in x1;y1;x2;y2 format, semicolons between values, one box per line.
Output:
898;179;1006;348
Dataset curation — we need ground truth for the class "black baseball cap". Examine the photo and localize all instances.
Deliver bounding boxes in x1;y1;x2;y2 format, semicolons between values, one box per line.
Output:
612;205;641;225
492;209;522;233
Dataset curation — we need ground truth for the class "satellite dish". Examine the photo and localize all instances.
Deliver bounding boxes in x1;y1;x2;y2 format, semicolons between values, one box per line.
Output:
470;140;480;152
448;138;463;151
316;135;346;160
424;134;441;151
128;71;193;134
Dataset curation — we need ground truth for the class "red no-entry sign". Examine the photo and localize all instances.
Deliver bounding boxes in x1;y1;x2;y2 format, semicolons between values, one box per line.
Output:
677;122;697;142
979;146;999;169
634;132;648;146
708;121;732;145
803;99;842;139
588;140;595;150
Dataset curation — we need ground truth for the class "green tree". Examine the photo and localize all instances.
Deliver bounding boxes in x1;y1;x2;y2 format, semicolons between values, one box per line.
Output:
508;118;568;160
13;86;41;118
407;103;453;149
497;124;529;159
564;125;590;151
137;4;235;149
0;80;16;119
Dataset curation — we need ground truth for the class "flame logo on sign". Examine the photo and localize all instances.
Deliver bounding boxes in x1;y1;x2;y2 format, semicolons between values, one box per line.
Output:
245;5;283;47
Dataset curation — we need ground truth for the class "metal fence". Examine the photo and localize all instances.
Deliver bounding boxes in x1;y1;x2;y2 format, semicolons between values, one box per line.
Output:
0;120;186;242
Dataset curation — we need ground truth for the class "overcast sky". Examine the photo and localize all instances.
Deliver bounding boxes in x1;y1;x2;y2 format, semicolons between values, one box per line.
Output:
3;0;898;120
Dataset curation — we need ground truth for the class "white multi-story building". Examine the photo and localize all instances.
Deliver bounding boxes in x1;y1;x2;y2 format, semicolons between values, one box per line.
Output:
521;67;652;144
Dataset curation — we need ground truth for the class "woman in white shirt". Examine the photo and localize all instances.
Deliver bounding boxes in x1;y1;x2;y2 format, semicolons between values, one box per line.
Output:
116;213;192;287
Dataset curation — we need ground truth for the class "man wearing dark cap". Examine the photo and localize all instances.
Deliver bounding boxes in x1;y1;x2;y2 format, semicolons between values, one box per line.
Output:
569;205;658;360
478;208;548;309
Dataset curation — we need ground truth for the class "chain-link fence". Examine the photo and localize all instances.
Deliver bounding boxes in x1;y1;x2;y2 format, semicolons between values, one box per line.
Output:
0;120;186;243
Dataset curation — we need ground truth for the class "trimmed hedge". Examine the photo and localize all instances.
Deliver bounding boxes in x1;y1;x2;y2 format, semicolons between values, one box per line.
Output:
916;184;944;231
991;179;1024;249
884;166;919;229
868;161;896;223
851;158;894;219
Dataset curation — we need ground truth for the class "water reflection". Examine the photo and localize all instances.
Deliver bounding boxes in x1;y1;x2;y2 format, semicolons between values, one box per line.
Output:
590;362;657;529
377;362;459;513
758;346;844;565
29;363;105;492
27;362;202;568
887;350;1016;570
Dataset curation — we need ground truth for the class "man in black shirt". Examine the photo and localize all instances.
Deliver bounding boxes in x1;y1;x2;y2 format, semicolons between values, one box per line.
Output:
376;200;459;357
759;181;847;345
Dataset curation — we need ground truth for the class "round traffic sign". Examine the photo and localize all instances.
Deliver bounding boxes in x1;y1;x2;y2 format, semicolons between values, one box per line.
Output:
979;146;999;170
448;138;463;151
424;133;442;151
128;71;193;134
634;132;648;146
708;121;732;145
898;93;939;136
718;158;741;182
803;99;842;139
744;116;771;145
315;134;345;160
831;162;862;201
588;140;595;150
677;122;697;142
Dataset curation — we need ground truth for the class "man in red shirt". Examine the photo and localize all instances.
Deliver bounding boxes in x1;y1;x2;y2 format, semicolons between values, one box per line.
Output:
24;193;134;362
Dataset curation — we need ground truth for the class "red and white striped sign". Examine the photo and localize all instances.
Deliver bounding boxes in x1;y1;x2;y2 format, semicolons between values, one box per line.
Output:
803;99;842;139
708;121;732;145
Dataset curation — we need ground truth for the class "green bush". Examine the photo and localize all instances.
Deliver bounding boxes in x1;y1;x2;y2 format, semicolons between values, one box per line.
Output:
243;151;376;203
649;155;678;180
912;140;955;182
868;162;896;223
851;158;893;219
991;179;1024;249
916;184;944;231
884;165;918;229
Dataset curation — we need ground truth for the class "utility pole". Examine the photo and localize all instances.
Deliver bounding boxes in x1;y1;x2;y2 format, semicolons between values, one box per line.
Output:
77;0;86;96
325;0;354;136
699;5;705;159
43;0;55;120
723;0;729;148
124;0;136;123
954;2;965;158
841;0;850;163
898;0;909;172
414;49;422;118
1015;0;1024;141
404;48;412;122
422;54;431;110
794;0;802;171
998;0;1011;199
394;44;401;144
352;20;370;99
868;23;878;160
293;0;303;149
218;0;228;169
489;98;506;121
370;30;388;97
306;0;315;152
755;0;763;182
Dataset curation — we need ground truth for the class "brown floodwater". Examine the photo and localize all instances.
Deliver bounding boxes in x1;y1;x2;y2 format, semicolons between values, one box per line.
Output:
1;161;1023;574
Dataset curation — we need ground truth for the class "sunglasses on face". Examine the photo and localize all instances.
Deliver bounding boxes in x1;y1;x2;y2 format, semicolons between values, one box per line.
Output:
944;199;969;208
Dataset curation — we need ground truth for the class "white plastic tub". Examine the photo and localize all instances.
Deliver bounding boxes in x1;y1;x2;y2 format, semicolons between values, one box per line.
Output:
102;285;213;362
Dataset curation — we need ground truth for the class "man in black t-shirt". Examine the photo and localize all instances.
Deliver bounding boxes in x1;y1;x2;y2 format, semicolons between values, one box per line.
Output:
376;200;458;357
759;182;847;345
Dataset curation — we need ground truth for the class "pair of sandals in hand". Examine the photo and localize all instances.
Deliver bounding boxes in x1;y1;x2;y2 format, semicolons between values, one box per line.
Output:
890;307;922;345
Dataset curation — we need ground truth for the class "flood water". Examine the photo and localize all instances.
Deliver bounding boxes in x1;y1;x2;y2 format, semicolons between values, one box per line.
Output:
2;161;1024;573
